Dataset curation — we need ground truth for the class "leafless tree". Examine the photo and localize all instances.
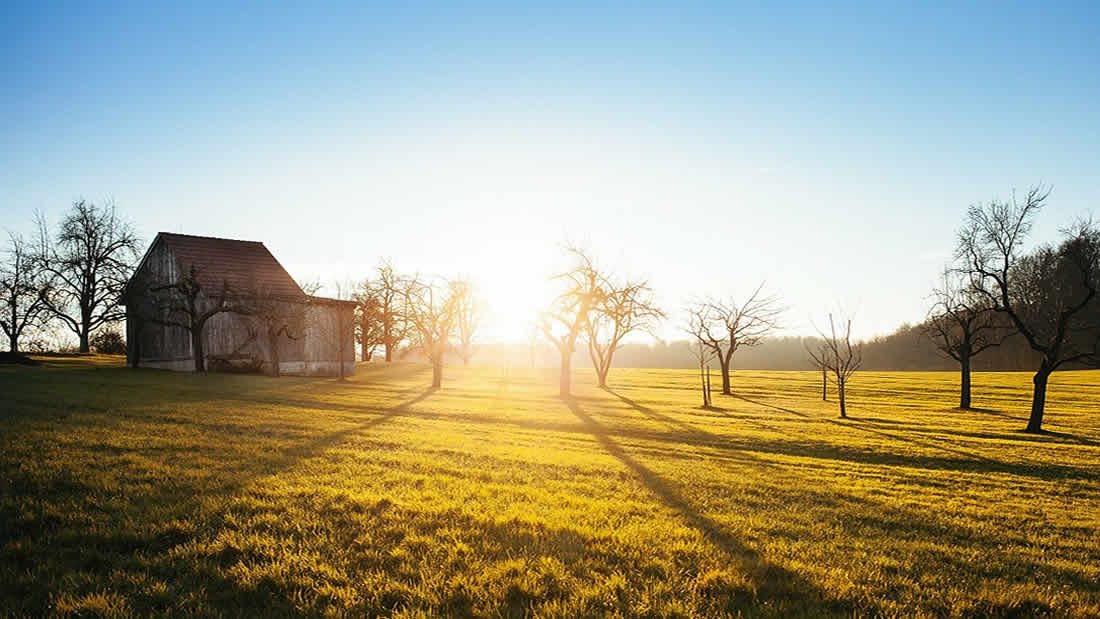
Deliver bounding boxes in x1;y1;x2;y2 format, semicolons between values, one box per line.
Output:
956;186;1100;432
148;265;243;372
35;200;141;352
586;279;664;388
924;269;1005;409
353;282;384;362
450;277;481;366
686;283;783;395
245;284;310;377
539;247;604;397
1;233;54;353
402;277;458;388
690;340;716;408
372;261;413;362
807;313;862;418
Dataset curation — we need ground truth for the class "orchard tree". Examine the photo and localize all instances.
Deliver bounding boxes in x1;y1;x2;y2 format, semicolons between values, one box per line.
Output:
586;279;663;388
539;247;604;397
687;283;783;395
450;278;481;366
807;313;862;418
0;233;54;352
957;187;1100;432
36;200;141;352
924;270;1004;409
148;265;242;372
402;277;458;388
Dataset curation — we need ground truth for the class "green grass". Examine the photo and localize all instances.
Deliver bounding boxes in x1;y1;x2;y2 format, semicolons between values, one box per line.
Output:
2;356;1099;617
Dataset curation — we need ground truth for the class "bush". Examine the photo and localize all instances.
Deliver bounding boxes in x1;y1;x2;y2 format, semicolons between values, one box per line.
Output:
91;329;127;355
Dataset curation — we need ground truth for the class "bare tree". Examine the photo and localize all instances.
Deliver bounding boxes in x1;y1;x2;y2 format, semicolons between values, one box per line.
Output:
924;270;1004;409
402;277;458;388
957;187;1100;432
245;284;310;377
539;247;604;397
586;279;664;388
35;200;141;352
148;265;242;372
686;283;783;395
353;283;384;362
690;340;716;408
450;277;481;366
372;261;413;362
1;233;54;353
807;313;862;418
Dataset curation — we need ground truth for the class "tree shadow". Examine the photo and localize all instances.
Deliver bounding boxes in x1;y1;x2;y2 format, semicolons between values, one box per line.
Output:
562;396;854;615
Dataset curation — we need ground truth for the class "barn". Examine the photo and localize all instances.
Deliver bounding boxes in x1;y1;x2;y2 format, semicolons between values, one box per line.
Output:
122;232;355;376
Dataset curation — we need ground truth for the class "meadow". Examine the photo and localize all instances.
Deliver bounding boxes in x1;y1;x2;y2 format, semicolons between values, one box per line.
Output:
1;357;1098;617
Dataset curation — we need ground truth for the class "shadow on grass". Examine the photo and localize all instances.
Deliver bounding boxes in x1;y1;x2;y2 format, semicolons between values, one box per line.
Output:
562;396;855;615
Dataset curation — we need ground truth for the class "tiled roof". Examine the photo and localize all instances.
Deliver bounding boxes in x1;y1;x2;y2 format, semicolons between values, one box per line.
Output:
155;232;305;298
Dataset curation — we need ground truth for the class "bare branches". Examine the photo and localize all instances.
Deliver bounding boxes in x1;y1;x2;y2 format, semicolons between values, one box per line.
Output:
807;312;862;418
401;277;459;388
586;277;664;388
686;282;783;395
0;232;55;352
34;200;142;351
955;186;1100;431
539;246;605;396
450;278;481;367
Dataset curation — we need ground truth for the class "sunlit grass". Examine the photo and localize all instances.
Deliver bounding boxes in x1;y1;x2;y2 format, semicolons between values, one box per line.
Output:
2;357;1098;616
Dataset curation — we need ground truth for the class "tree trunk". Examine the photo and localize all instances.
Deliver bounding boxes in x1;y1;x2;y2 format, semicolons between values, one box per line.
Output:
1025;368;1051;433
78;329;90;353
8;334;17;353
559;350;572;397
719;357;731;395
706;365;712;407
699;356;707;407
361;340;368;363
821;369;827;401
959;353;971;409
384;344;393;362
431;359;443;388
838;381;847;418
269;333;281;377
191;329;205;372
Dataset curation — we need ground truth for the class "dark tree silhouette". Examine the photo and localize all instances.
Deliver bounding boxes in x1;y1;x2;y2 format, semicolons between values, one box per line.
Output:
353;283;384;362
245;283;310;377
924;270;1004;409
957;186;1100;432
0;233;54;353
540;247;604;397
686;283;783;395
148;265;241;372
807;313;862;418
35;201;141;351
586;279;664;388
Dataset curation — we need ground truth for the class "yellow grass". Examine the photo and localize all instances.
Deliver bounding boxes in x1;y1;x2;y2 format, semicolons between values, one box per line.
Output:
1;356;1098;617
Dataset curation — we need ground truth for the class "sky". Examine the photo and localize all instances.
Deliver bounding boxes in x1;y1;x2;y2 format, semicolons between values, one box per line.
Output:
2;1;1098;343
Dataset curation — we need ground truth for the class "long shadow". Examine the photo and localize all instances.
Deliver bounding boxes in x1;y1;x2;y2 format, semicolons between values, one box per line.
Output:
1;386;437;615
563;396;852;615
733;394;1007;467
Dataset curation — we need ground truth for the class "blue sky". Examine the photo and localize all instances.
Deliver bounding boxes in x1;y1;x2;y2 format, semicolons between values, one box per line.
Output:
3;2;1098;342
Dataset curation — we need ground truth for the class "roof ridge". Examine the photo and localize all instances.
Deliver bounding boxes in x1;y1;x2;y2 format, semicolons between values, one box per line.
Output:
158;231;264;245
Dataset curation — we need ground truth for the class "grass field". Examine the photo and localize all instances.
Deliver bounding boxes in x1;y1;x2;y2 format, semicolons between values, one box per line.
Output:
1;357;1098;617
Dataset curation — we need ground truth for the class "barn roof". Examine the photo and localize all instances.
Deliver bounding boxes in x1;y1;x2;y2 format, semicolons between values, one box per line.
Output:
144;232;306;298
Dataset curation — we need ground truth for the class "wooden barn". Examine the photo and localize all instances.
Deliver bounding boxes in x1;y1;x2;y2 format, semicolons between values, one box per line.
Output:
122;232;355;376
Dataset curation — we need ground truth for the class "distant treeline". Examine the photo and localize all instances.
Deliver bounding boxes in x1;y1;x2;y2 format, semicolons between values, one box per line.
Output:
460;323;1045;372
